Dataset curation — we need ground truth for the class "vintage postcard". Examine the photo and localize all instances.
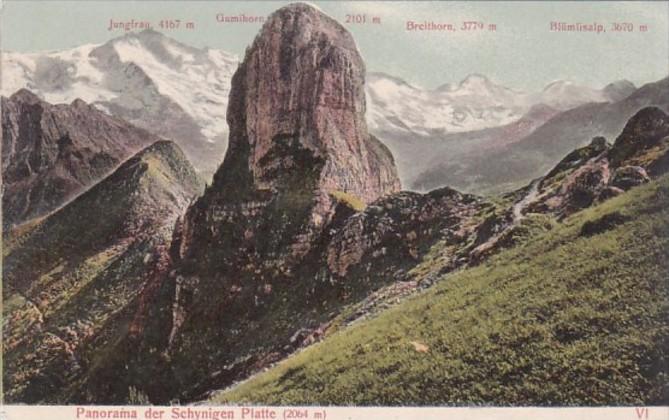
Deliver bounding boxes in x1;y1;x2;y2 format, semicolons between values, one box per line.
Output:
1;1;668;419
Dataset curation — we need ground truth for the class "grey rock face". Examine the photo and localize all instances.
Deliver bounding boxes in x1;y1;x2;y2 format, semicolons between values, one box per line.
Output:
2;89;159;228
610;166;650;190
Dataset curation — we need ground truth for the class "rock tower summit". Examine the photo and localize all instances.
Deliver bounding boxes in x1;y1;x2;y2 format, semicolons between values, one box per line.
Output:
180;3;401;267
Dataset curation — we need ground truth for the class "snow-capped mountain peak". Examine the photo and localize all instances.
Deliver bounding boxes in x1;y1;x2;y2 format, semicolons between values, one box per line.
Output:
458;73;492;90
2;30;239;175
603;79;636;102
534;79;625;110
366;73;531;136
365;72;634;137
2;30;637;175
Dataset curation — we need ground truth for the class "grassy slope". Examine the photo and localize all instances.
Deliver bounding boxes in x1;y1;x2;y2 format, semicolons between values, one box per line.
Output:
214;174;669;406
2;141;203;403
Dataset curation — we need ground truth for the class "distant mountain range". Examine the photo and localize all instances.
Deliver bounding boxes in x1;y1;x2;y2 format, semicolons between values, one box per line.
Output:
1;89;161;228
366;72;635;137
1;29;642;188
410;76;669;193
2;30;237;177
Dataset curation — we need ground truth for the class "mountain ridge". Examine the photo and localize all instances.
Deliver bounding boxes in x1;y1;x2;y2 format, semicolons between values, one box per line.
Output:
366;71;633;138
1;88;161;228
3;139;203;403
2;30;237;177
409;76;669;193
4;29;642;186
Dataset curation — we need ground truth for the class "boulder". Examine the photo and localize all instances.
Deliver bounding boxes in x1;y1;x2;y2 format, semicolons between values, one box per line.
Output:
609;166;650;190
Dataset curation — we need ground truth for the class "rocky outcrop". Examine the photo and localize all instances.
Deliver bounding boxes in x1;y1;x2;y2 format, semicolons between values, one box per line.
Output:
156;2;403;365
96;3;438;404
609;106;669;172
325;188;484;278
467;107;669;262
610;166;650;190
179;3;400;267
1;89;160;228
521;107;669;218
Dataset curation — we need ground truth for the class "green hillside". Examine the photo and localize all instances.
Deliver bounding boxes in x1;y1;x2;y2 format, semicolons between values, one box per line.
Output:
2;141;203;403
213;174;669;406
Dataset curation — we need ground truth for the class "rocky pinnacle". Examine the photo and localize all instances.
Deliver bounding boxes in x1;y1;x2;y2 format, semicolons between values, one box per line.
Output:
180;3;401;266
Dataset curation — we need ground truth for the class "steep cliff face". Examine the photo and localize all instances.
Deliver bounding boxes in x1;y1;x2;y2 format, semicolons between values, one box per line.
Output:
159;4;404;371
180;3;400;268
1;89;160;228
103;3;405;403
221;2;399;198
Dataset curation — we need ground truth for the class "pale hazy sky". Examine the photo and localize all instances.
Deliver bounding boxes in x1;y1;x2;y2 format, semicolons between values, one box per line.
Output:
1;1;668;91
